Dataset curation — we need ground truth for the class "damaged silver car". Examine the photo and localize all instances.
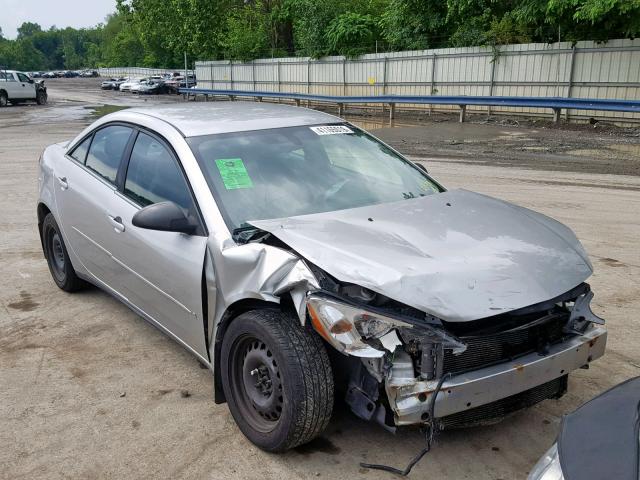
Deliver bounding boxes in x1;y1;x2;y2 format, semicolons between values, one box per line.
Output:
38;103;607;452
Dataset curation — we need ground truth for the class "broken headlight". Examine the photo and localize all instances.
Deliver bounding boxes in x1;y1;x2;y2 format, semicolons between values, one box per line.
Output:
307;295;412;358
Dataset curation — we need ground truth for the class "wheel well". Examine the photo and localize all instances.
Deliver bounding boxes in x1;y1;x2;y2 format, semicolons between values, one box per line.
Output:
212;297;297;404
37;202;51;251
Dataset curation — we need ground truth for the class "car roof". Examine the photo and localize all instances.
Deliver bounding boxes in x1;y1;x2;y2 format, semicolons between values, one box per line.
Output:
123;102;343;137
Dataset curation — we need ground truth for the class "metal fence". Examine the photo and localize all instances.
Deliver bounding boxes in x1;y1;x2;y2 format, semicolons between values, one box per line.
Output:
195;39;640;123
98;67;195;78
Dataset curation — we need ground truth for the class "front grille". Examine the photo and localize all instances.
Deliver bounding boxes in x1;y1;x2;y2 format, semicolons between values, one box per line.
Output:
443;313;570;375
438;375;568;429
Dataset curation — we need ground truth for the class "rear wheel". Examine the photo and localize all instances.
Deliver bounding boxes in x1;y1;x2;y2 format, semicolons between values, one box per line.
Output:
42;213;85;292
36;90;47;105
221;309;334;452
0;91;8;107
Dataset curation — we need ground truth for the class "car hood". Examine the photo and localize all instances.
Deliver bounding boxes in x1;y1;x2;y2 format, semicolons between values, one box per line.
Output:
249;189;593;322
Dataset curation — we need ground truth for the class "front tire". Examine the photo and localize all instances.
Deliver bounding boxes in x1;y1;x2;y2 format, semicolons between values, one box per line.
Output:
221;309;334;452
42;213;85;292
0;91;8;107
36;90;47;105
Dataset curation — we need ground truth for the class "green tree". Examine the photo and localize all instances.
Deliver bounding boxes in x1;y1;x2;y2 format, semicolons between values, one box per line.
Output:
17;22;43;39
325;12;378;57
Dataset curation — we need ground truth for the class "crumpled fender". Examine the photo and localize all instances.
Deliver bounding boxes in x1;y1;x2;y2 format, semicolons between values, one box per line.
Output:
205;238;319;353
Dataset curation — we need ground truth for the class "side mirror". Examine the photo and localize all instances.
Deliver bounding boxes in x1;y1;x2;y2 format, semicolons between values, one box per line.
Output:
415;162;429;174
132;201;198;235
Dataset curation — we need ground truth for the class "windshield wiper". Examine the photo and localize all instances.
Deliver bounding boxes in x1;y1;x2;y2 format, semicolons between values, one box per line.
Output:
232;225;271;244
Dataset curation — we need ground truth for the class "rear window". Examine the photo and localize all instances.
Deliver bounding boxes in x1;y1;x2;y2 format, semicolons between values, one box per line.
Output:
85;126;133;184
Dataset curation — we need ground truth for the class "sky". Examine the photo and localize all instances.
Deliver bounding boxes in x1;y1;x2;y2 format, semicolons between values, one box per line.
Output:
0;0;116;39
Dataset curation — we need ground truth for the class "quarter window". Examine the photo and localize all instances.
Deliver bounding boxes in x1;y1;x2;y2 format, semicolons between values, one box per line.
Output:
85;125;133;184
124;132;194;210
69;136;92;163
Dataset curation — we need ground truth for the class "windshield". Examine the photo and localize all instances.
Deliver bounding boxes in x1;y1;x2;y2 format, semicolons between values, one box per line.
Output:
188;124;442;231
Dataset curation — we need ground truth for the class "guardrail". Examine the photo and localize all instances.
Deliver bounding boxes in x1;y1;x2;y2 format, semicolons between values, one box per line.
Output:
178;87;640;123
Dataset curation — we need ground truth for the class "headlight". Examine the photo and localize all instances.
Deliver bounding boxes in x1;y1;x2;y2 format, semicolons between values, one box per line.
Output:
528;444;564;480
307;295;411;358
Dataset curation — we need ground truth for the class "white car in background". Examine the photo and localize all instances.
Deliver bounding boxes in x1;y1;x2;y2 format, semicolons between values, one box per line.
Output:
130;79;150;93
119;78;147;92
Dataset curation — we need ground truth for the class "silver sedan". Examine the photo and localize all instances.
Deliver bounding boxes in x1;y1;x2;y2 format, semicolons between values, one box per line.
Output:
38;103;606;452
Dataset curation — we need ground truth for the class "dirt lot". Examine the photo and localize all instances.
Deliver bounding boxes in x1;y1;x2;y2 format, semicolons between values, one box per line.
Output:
1;78;639;479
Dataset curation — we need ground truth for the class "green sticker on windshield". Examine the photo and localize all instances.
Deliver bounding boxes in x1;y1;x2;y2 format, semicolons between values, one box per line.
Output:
215;158;254;190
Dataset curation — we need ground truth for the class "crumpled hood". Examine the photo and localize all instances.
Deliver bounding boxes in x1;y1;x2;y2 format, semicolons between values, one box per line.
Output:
249;189;593;322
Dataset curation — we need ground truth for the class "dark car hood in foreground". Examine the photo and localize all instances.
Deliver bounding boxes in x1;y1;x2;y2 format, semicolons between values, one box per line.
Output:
250;189;592;322
558;376;640;480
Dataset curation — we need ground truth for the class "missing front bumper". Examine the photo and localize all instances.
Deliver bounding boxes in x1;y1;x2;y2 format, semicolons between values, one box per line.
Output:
387;324;607;426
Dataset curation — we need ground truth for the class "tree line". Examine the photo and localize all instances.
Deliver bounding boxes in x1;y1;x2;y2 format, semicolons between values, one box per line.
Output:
1;0;639;71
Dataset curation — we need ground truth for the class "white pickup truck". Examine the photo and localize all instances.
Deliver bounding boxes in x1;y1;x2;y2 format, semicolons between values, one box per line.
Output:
0;69;48;106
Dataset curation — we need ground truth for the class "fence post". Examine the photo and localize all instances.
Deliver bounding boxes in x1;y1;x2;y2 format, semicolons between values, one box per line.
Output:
565;46;577;122
229;60;234;91
488;49;497;116
342;57;347;96
429;53;437;115
210;63;214;89
252;61;256;91
277;61;281;102
382;56;388;95
307;59;311;107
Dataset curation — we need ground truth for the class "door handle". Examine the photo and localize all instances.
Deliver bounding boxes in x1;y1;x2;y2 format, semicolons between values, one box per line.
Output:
56;176;68;190
108;215;125;233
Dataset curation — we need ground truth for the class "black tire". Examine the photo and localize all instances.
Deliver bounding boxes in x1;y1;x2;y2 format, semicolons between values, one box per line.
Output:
36;90;47;105
221;309;334;452
0;91;8;107
42;213;85;292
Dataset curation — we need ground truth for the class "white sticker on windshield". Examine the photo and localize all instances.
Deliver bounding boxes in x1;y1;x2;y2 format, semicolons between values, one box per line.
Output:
310;125;354;135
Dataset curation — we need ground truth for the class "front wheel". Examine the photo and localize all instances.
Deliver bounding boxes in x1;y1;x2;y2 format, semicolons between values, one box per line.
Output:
36;90;47;105
221;309;334;452
0;91;8;107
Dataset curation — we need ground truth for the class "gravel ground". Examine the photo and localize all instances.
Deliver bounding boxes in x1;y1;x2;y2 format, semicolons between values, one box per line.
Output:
1;78;639;479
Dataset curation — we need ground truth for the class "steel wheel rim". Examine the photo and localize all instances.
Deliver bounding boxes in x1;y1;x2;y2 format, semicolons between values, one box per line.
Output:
230;335;284;433
48;229;66;280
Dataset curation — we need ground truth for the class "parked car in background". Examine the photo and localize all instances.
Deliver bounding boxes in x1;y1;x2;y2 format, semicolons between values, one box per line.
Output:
0;69;47;106
119;78;146;92
38;103;606;453
136;80;167;95
101;77;128;90
529;377;639;480
130;79;151;94
81;70;99;78
165;75;196;93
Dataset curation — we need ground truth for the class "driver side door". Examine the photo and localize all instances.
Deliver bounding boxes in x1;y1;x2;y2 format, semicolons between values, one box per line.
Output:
15;72;36;99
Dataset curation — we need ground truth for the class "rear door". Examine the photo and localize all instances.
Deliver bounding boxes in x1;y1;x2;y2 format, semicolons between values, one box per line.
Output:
104;130;209;357
54;124;135;295
2;72;22;99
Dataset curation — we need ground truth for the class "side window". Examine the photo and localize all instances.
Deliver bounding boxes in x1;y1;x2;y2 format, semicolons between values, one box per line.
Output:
85;125;133;184
17;73;30;83
124;132;194;210
69;136;92;163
